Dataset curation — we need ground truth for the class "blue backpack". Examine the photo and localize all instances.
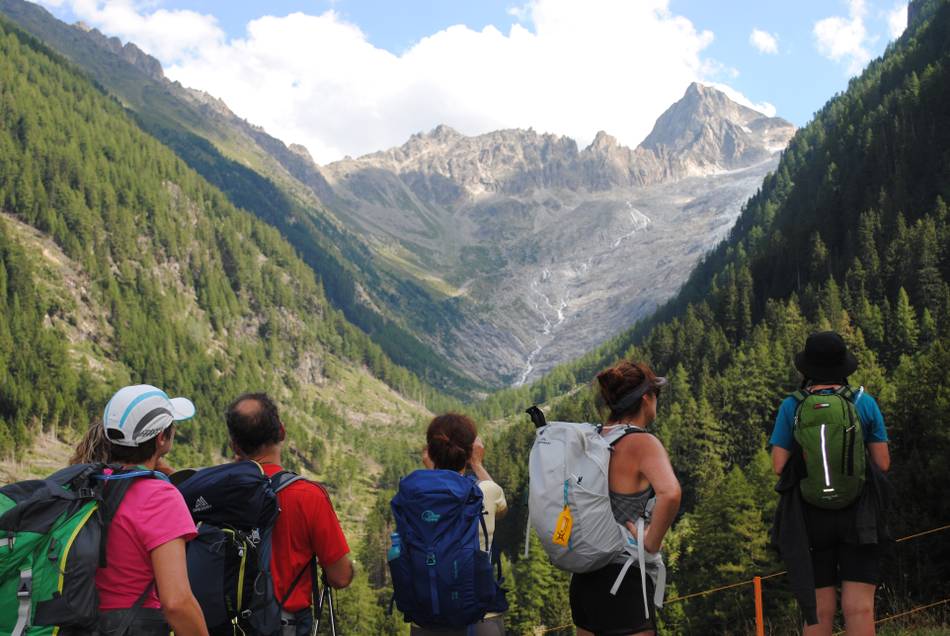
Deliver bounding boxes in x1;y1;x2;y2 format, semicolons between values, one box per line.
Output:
389;470;504;630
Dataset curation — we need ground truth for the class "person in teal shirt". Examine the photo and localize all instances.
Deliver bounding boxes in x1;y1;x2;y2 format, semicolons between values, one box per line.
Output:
770;332;890;636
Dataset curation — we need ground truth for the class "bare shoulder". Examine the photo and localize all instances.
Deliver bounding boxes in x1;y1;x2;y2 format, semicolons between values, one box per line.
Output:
613;429;666;455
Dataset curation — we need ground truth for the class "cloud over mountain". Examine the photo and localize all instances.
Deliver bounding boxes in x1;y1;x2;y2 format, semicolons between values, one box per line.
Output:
38;0;776;164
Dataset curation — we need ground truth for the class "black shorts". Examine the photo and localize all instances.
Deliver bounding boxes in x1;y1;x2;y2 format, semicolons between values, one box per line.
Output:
570;564;655;635
804;503;883;588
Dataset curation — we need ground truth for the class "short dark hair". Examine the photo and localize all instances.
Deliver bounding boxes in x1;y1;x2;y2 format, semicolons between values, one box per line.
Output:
426;413;477;472
106;425;172;465
226;393;282;456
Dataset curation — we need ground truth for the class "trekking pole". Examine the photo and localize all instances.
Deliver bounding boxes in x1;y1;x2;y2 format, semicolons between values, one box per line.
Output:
310;570;337;636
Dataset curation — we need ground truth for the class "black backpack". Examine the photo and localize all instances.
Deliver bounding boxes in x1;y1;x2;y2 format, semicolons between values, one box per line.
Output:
177;461;308;635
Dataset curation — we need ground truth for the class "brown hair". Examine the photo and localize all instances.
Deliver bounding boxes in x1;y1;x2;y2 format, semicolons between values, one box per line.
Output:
70;422;111;465
106;425;173;465
596;360;660;423
426;413;477;472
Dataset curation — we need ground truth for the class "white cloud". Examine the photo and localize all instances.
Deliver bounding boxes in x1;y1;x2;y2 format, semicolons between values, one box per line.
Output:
47;0;775;165
813;0;873;75
707;82;776;117
39;0;224;63
886;3;908;38
749;28;778;54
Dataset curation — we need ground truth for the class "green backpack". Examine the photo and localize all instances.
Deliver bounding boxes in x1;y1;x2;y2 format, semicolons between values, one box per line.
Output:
0;463;156;635
791;386;866;509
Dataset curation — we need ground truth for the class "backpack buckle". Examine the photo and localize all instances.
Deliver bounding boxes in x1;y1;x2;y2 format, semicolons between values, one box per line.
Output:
240;609;252;619
77;487;95;499
16;571;32;597
426;553;436;566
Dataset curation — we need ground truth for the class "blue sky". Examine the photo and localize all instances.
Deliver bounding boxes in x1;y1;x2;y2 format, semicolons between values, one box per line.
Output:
37;0;908;163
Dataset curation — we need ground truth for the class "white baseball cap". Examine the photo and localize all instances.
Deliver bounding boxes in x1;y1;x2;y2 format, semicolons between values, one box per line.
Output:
103;384;196;447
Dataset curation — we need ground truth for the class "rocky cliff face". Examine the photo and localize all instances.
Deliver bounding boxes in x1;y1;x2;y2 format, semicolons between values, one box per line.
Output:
320;84;796;384
77;22;165;80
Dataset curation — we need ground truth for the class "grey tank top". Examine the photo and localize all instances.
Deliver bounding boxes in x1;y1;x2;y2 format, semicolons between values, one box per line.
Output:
610;486;655;525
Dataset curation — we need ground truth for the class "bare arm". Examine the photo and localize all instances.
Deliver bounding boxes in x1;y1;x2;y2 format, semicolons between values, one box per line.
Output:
868;442;890;472
151;539;208;636
633;436;681;554
323;553;354;589
771;446;792;475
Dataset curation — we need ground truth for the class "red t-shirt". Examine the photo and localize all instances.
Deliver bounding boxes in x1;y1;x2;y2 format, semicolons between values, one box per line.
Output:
263;464;350;612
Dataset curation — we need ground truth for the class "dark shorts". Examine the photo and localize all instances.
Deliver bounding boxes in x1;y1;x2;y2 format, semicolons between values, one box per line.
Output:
409;614;506;635
570;564;655;635
804;503;882;588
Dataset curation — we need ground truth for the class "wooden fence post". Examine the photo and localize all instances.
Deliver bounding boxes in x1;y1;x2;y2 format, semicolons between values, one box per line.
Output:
754;575;765;636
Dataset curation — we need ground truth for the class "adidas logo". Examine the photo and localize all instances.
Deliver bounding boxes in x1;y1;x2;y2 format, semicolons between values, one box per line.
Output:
192;496;212;513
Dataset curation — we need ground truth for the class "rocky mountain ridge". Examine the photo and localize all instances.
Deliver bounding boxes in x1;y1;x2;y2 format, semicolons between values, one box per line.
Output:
318;85;795;384
324;83;794;197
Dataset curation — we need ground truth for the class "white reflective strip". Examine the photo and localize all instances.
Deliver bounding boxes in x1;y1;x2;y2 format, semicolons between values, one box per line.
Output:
820;424;832;487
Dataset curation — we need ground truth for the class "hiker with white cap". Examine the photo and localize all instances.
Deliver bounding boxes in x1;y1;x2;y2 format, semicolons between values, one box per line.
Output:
97;384;209;636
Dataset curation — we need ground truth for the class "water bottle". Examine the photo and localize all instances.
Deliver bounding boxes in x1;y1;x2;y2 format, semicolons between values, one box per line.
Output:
387;532;401;561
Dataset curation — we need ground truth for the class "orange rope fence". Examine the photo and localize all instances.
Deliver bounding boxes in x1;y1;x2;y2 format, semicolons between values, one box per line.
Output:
832;596;950;635
533;522;949;635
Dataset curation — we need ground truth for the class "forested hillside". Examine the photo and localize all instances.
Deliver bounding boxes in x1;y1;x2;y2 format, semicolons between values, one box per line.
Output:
425;1;947;633
0;13;463;503
0;0;487;397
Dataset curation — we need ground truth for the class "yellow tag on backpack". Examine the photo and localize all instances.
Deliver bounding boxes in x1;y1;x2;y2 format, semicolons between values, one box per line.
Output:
552;505;573;546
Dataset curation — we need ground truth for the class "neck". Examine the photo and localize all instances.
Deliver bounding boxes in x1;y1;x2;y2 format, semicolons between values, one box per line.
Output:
612;413;651;428
129;455;160;471
245;444;281;466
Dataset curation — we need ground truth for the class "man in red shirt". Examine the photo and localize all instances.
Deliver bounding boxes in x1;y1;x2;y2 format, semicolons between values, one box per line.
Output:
225;393;354;635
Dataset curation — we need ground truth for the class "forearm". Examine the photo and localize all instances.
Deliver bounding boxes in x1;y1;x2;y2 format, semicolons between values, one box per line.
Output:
470;461;492;484
162;596;208;636
642;486;681;554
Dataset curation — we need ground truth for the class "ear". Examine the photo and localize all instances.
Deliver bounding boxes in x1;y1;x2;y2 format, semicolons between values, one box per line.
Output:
278;422;286;443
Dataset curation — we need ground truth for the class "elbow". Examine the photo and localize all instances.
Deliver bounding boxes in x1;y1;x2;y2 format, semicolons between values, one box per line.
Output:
659;483;682;512
159;593;193;622
326;562;354;589
876;457;891;473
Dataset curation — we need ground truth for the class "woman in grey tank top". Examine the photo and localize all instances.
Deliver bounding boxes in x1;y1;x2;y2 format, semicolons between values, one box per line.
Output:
569;360;682;636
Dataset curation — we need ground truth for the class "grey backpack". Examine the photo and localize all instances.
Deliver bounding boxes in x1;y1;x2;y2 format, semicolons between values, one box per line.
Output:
525;419;665;614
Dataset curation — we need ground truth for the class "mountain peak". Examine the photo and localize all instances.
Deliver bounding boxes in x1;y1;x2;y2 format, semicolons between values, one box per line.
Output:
421;124;462;142
638;82;795;174
588;130;619;152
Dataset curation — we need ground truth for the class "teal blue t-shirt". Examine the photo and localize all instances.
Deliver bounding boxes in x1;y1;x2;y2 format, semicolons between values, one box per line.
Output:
769;388;889;450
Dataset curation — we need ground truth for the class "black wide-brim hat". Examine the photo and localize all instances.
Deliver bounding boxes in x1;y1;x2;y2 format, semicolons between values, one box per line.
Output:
794;331;858;381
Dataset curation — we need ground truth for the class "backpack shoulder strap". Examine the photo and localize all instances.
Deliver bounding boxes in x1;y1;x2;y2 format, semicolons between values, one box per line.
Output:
789;389;810;403
271;470;313;494
96;468;164;568
271;470;301;493
605;425;651;447
836;385;862;403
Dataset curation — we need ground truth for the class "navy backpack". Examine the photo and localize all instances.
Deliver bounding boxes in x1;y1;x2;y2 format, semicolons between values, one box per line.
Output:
389;470;506;630
177;461;306;636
